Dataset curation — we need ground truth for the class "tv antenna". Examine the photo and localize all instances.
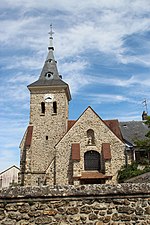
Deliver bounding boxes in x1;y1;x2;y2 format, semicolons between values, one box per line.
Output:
142;99;148;114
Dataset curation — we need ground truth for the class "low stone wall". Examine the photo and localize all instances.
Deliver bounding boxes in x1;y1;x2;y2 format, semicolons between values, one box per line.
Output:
0;184;150;224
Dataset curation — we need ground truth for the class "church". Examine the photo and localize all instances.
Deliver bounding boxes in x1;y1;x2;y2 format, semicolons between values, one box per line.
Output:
19;29;148;186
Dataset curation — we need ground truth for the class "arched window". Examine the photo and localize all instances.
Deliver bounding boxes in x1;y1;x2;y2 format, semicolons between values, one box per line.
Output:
41;102;45;114
87;129;95;145
84;150;100;171
53;101;57;114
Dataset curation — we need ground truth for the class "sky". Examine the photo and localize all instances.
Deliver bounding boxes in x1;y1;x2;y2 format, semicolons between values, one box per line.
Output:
0;0;150;172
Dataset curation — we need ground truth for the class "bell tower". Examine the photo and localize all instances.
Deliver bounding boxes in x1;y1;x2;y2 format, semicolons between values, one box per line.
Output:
20;26;71;186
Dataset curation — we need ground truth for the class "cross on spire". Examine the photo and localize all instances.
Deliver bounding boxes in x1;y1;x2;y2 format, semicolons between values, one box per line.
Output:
49;24;54;38
48;24;54;50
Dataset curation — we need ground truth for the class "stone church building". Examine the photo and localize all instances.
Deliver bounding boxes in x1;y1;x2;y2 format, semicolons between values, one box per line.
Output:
19;31;148;186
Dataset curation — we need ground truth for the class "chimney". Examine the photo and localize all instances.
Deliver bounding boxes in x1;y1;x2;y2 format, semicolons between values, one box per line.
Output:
142;111;148;120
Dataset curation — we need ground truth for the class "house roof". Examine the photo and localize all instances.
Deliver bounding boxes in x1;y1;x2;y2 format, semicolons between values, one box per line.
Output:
104;120;123;141
67;120;76;131
0;165;20;175
68;118;149;147
119;121;149;146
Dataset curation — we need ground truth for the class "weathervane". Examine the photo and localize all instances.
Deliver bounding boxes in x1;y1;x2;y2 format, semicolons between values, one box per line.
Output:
48;24;54;50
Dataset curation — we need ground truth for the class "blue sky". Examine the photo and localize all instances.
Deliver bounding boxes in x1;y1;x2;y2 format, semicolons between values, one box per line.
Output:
0;0;150;172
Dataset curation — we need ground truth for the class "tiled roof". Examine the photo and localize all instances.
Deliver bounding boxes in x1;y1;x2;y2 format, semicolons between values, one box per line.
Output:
67;120;76;131
25;126;33;147
105;119;123;141
67;119;123;141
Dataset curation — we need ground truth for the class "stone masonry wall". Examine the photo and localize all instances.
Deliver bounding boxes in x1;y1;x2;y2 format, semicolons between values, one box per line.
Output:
20;88;69;186
56;107;125;185
0;183;150;224
30;89;68;172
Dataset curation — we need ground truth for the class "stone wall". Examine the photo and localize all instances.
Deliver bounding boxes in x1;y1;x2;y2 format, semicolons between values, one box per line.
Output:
56;107;125;185
0;183;150;224
20;88;69;186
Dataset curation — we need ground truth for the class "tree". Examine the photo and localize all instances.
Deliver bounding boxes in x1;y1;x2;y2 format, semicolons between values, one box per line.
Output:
135;116;150;153
118;116;150;182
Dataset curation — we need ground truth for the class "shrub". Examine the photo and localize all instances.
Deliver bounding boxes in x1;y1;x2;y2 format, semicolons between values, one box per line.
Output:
117;162;150;183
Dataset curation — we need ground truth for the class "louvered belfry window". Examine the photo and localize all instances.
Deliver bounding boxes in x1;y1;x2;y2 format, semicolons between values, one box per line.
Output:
41;102;45;114
53;101;57;114
84;150;100;171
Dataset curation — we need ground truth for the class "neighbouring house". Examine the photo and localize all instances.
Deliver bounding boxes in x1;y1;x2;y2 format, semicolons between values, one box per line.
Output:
120;119;150;165
0;165;20;189
19;29;149;187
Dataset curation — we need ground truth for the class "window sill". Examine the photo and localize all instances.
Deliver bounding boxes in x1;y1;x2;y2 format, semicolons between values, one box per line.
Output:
52;113;57;116
86;144;96;146
40;113;45;116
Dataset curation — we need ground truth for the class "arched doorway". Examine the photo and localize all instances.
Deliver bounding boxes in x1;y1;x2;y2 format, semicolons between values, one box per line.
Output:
84;150;100;171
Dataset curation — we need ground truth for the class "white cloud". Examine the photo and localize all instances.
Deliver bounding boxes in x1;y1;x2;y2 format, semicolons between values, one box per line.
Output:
0;73;37;104
0;0;150;172
87;93;130;104
59;59;88;74
66;73;150;96
118;54;150;67
1;0;150;64
91;75;150;87
9;73;37;84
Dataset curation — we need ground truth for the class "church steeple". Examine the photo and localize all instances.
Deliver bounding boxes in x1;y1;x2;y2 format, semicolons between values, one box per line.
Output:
20;27;71;186
28;26;71;101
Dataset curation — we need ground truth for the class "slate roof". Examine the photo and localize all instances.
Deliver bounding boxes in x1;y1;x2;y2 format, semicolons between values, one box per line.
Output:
119;121;149;147
28;42;71;101
28;49;69;88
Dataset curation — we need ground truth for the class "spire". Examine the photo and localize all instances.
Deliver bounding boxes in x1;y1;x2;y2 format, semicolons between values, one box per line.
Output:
28;26;71;101
46;24;55;61
39;24;60;81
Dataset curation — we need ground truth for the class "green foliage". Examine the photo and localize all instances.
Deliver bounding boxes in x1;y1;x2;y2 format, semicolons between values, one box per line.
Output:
117;162;150;183
135;139;150;152
144;116;150;127
137;157;150;165
118;116;150;183
135;116;150;152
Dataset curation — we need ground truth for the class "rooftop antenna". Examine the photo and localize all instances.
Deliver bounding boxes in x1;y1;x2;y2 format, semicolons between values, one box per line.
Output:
48;24;54;50
142;99;148;114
